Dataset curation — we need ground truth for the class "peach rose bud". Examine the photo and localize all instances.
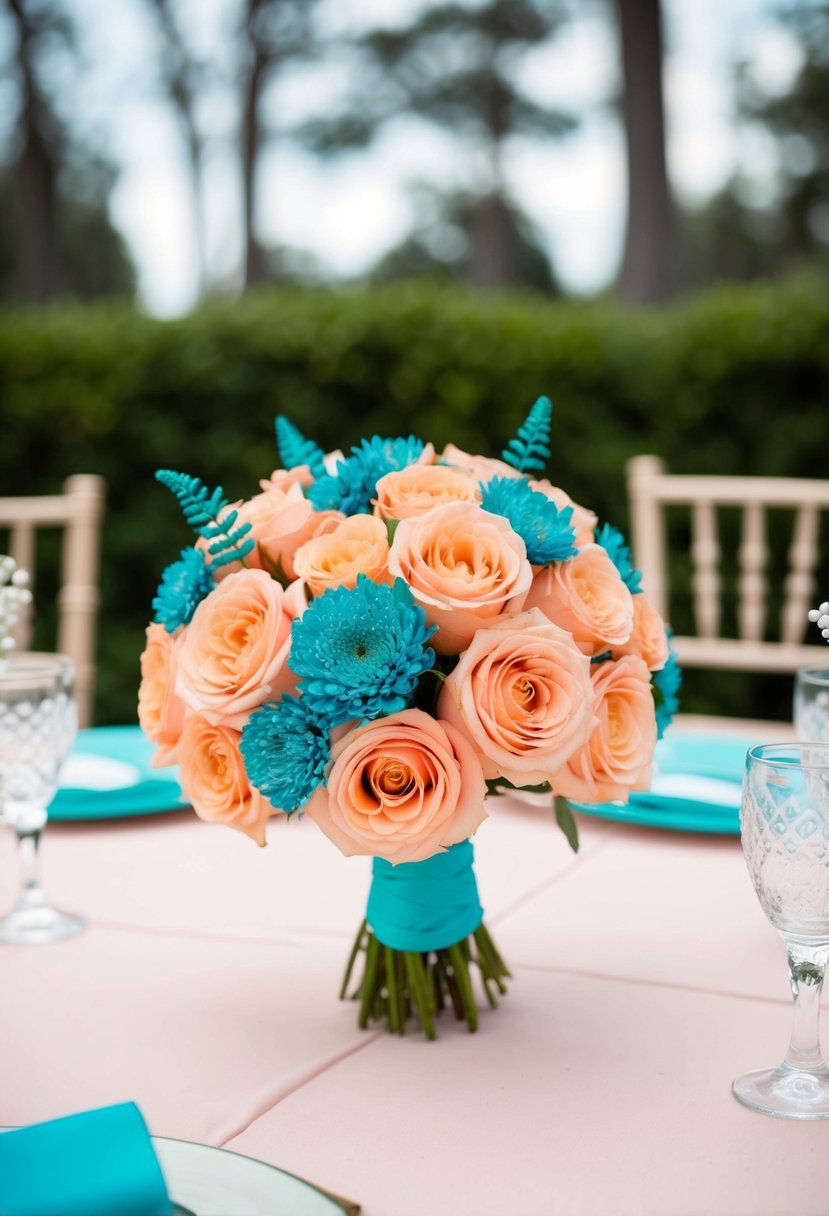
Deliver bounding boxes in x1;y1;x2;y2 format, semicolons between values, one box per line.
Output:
438;608;596;786
259;465;314;493
305;708;487;864
176;568;293;729
374;465;481;522
440;444;523;484
138;622;187;767
201;484;342;583
387;501;533;654
292;514;390;597
525;543;634;657
613;592;669;671
552;655;657;804
178;713;273;845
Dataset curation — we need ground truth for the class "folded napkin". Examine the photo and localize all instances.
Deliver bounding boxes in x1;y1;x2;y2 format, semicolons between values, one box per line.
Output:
0;1103;172;1216
49;730;186;821
652;733;753;785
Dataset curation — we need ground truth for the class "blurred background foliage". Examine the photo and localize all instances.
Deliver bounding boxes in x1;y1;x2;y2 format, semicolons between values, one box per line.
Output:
1;274;827;722
1;0;828;725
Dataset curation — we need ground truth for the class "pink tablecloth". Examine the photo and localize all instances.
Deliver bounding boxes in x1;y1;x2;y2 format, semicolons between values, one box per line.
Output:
1;725;827;1215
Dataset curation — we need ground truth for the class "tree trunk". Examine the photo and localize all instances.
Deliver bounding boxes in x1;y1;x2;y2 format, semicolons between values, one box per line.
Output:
242;0;269;287
9;0;65;302
613;0;681;304
467;194;519;288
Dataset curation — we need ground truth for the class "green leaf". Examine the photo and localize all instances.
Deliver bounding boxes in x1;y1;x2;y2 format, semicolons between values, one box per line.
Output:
554;796;580;853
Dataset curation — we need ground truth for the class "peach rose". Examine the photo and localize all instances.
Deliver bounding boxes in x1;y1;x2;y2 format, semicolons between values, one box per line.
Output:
259;464;314;493
438;609;596;786
138;623;187;767
305;708;487;864
387;501;532;654
374;465;481;522
525;543;634;657
552;655;657;803
613;593;669;671
258;449;348;490
176;568;293;729
440;443;522;484
202;484;342;583
529;479;598;546
283;577;309;620
292;514;389;596
178;714;273;845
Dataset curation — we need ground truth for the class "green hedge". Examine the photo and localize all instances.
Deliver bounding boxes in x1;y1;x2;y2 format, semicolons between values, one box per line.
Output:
2;276;828;724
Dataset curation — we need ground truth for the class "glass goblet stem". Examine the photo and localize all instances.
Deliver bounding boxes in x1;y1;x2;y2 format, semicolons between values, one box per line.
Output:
783;937;829;1074
14;824;47;912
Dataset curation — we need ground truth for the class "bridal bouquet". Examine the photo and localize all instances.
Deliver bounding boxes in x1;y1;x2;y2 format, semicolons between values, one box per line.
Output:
139;397;679;1037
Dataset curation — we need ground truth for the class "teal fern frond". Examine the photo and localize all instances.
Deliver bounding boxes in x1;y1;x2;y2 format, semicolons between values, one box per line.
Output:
275;416;326;480
155;469;255;569
502;395;553;474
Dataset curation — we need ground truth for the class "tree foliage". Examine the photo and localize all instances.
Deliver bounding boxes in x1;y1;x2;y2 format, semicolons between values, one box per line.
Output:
292;0;575;289
683;4;829;285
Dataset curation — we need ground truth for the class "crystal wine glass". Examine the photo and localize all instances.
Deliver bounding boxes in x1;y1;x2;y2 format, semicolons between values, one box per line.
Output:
794;667;829;743
0;653;84;944
733;742;829;1117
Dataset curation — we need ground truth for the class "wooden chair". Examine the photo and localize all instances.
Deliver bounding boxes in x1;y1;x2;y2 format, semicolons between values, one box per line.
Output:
0;475;105;728
626;455;829;677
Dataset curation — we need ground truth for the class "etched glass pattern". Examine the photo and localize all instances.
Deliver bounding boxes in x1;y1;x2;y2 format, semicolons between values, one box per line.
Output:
0;676;76;832
742;749;829;936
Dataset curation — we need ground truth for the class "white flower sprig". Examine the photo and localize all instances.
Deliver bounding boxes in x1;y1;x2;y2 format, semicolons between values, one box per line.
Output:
0;556;33;655
807;601;829;642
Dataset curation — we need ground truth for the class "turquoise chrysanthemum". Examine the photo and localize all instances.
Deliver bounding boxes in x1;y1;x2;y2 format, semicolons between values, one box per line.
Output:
289;576;436;726
241;695;329;814
480;476;577;565
152;547;214;632
595;523;643;595
308;435;426;515
652;642;681;739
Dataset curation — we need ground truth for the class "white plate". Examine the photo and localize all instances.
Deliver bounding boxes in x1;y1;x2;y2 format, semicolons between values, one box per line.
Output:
154;1136;354;1216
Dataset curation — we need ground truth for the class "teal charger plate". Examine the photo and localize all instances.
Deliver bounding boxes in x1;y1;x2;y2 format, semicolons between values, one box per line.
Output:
49;726;186;822
570;732;757;836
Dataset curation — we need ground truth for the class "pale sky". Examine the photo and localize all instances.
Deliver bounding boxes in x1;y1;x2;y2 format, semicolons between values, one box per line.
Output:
7;0;804;316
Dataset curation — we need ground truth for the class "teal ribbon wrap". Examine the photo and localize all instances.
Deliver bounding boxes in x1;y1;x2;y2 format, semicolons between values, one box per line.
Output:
366;839;483;952
0;1102;172;1216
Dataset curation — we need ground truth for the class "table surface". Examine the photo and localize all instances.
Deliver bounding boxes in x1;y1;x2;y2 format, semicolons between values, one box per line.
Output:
2;718;827;1216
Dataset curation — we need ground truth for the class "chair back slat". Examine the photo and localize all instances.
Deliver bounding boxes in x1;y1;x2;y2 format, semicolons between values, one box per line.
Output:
9;521;35;652
691;501;721;638
626;454;668;615
782;506;821;645
738;503;767;642
626;456;829;675
0;476;104;727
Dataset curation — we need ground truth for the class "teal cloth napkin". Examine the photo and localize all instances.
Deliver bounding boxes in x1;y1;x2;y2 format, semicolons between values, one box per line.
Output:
0;1103;172;1216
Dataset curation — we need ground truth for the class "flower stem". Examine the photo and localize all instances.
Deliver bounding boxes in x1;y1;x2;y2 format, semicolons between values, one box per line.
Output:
358;934;381;1029
340;920;510;1038
340;918;367;999
385;946;401;1035
448;942;478;1032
